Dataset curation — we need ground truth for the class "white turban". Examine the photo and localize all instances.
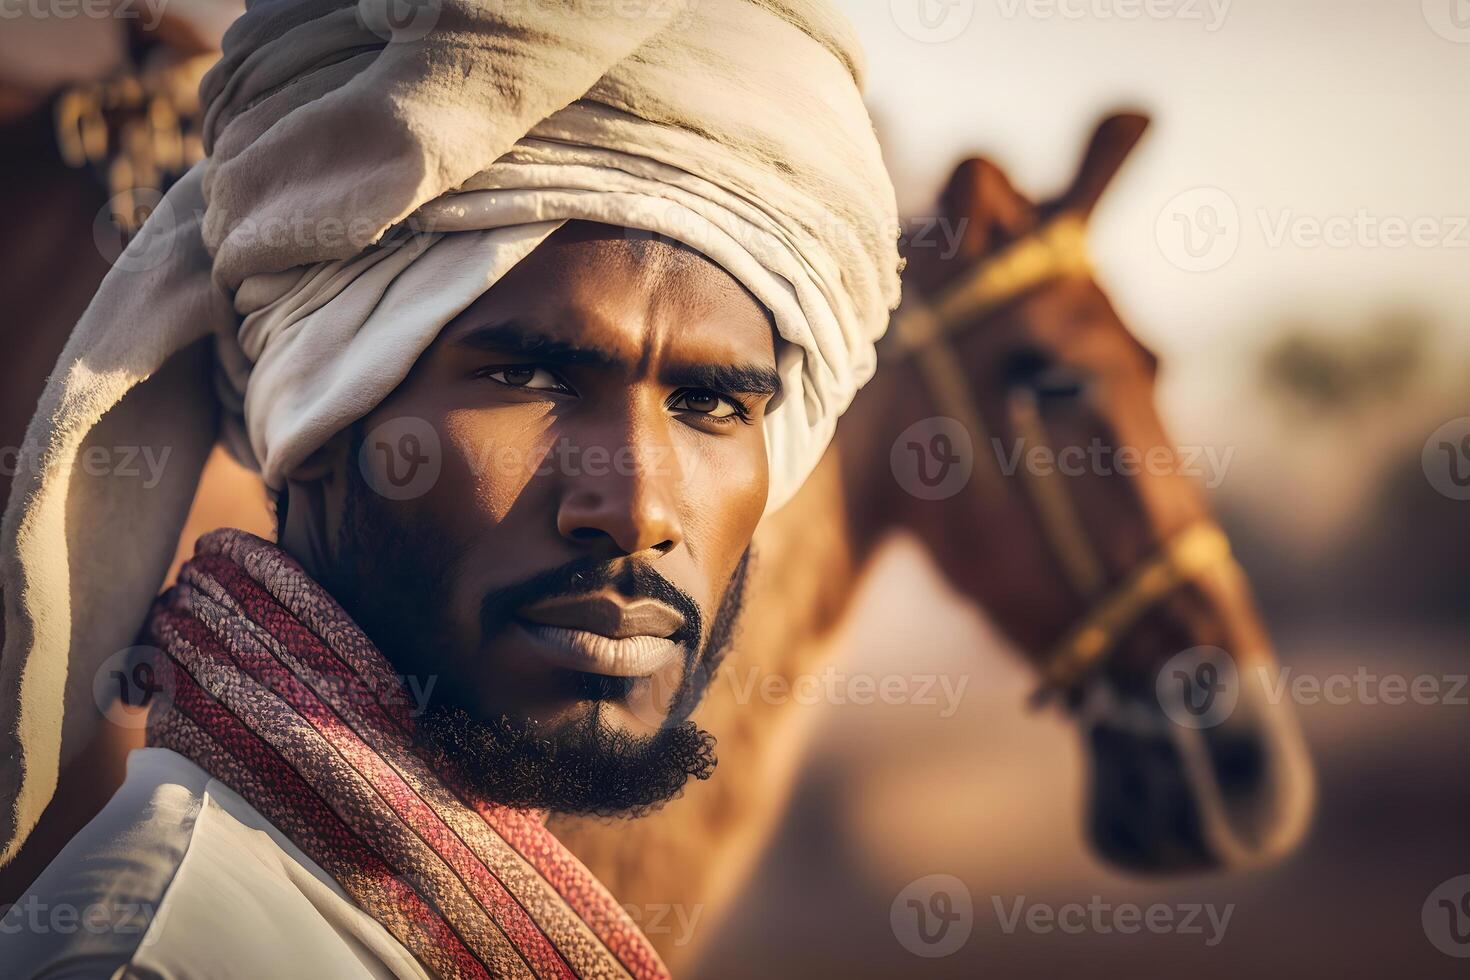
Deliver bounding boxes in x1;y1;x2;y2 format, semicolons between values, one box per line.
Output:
0;0;901;865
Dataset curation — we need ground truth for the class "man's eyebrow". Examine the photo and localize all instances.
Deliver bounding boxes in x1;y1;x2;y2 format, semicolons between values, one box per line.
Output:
451;321;620;367
454;320;781;397
663;363;783;398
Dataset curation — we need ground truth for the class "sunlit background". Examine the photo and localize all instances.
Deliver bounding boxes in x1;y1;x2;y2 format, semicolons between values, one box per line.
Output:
698;2;1470;977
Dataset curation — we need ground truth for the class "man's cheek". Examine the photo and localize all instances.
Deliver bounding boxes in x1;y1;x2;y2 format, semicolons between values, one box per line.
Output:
443;417;554;520
674;438;768;525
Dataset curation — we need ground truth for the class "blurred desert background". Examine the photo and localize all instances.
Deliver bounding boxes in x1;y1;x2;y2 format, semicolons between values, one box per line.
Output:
694;1;1470;977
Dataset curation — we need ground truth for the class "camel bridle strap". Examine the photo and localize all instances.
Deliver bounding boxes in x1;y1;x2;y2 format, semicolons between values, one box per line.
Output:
1030;521;1238;702
888;212;1242;701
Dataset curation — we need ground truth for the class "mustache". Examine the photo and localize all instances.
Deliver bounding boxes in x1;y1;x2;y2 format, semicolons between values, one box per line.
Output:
479;557;705;651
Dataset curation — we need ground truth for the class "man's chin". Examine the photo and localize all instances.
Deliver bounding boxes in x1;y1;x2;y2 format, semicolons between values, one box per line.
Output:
501;695;661;741
411;700;717;818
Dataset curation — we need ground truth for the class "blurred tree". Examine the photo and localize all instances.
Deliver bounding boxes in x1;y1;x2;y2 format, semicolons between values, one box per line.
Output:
1259;310;1432;420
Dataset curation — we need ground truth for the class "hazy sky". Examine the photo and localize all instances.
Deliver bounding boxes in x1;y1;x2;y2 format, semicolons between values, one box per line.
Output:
836;0;1469;536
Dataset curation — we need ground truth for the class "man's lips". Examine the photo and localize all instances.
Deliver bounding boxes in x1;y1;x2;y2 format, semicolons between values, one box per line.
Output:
516;593;685;639
513;593;686;678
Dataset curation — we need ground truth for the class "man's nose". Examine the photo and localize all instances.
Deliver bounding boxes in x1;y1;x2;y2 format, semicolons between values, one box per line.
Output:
554;432;683;558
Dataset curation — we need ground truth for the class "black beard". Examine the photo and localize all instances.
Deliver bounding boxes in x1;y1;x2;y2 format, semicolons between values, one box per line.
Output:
414;705;717;818
317;430;750;816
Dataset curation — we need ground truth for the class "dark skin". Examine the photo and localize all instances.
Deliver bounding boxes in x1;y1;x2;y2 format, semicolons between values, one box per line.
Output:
279;221;779;748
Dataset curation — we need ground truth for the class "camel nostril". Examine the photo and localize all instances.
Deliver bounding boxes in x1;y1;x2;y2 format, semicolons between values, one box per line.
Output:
1205;729;1266;795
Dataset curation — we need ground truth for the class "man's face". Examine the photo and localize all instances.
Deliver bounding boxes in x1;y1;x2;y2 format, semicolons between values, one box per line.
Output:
310;221;778;814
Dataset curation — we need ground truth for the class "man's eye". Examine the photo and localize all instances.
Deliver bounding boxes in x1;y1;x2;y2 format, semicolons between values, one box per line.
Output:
669;388;746;421
478;365;570;392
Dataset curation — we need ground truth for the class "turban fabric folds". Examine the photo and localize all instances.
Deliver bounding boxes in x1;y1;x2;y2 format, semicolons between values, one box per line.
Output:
0;0;901;865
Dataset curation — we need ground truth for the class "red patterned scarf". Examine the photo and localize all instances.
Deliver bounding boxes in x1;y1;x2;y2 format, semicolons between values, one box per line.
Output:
144;528;669;980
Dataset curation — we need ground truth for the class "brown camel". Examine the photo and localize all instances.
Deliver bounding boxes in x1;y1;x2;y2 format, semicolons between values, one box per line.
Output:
0;109;1312;975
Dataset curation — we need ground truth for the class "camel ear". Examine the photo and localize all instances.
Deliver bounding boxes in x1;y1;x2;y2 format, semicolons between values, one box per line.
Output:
1057;111;1151;217
936;156;1039;263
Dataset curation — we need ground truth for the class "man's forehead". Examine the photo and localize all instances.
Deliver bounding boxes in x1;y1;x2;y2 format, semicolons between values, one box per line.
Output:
439;224;780;378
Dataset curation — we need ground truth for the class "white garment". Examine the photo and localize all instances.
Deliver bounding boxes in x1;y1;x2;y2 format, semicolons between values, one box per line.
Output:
0;749;424;980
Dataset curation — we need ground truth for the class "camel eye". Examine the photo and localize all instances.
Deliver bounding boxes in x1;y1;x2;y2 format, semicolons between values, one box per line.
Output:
1002;349;1087;399
1030;365;1087;400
